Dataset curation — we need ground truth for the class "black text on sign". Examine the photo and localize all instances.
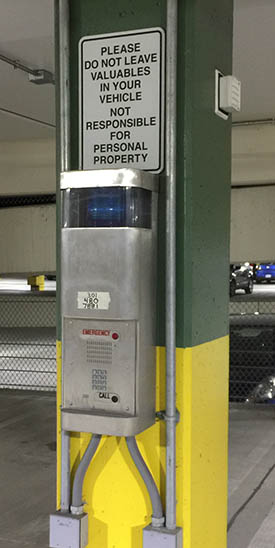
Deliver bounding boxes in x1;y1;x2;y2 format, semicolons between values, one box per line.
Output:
79;28;165;173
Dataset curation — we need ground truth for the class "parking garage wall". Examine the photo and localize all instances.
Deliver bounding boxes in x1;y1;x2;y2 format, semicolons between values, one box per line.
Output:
0;138;55;195
231;123;275;263
0;204;56;274
230;185;275;263
0;138;56;274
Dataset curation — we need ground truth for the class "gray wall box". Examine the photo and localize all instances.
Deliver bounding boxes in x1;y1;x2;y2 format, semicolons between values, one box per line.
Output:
49;512;88;548
143;525;183;547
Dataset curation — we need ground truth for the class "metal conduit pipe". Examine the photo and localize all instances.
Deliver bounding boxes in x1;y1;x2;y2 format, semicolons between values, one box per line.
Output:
233;118;275;127
125;437;164;527
71;434;102;513
60;432;71;512
58;0;71;173
0;53;55;84
0;106;55;127
165;0;178;531
0;52;38;76
56;0;71;513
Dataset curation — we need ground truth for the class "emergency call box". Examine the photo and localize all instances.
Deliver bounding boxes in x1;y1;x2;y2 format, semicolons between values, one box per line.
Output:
60;169;158;436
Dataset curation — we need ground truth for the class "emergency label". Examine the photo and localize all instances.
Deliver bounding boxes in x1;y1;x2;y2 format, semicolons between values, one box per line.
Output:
79;28;165;173
78;291;111;310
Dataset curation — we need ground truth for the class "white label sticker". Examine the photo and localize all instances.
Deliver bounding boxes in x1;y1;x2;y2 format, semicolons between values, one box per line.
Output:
78;291;111;310
79;27;165;173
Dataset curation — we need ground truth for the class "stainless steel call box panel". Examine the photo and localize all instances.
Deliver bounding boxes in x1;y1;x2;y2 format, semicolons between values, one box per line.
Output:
61;169;158;436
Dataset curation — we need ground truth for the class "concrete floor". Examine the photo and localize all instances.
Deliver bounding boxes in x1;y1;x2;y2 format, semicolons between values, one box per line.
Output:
228;405;275;548
0;391;56;548
1;392;275;548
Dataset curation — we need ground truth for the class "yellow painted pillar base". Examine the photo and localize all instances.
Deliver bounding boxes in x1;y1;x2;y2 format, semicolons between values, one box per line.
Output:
56;337;229;548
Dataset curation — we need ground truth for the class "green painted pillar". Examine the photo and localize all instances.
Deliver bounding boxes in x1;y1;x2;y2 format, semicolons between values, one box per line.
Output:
56;1;233;546
176;2;232;348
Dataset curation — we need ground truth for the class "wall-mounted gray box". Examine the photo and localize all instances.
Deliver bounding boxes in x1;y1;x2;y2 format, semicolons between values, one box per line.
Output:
143;525;183;548
49;512;88;548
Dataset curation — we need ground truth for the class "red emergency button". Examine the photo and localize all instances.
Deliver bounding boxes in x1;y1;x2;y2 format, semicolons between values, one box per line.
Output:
112;332;119;341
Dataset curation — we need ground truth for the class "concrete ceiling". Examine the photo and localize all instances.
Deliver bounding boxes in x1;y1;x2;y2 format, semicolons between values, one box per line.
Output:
0;0;273;141
0;0;55;141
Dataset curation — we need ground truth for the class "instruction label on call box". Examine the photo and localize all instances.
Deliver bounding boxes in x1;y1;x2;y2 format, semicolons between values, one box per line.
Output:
79;28;165;173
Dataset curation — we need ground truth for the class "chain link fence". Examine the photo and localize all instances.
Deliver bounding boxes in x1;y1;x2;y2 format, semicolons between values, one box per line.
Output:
0;293;56;391
230;298;275;403
230;300;275;316
0;289;273;400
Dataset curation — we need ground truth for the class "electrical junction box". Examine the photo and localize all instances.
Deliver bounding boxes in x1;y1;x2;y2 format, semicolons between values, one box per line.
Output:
49;512;88;548
60;169;158;436
215;69;241;119
143;526;183;548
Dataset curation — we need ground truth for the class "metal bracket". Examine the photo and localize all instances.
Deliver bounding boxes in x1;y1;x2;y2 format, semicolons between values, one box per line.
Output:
155;410;180;423
0;53;54;85
29;69;55;85
70;504;84;516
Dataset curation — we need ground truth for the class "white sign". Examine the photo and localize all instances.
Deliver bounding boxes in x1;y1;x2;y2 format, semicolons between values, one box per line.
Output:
78;291;111;310
79;28;165;173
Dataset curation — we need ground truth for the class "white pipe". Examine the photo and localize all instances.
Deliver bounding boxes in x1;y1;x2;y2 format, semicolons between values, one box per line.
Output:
165;0;178;531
